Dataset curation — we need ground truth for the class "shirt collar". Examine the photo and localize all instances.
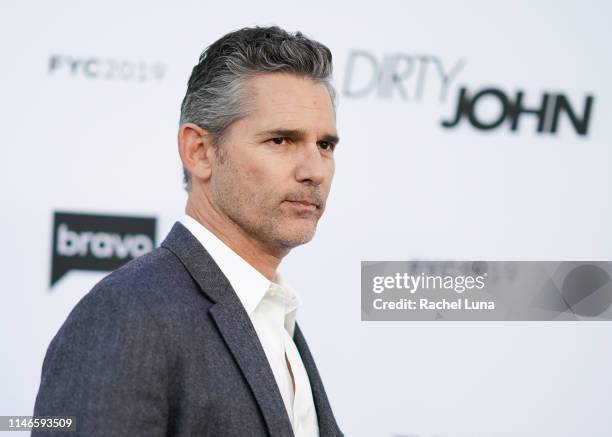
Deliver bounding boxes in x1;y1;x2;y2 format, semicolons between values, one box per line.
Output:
179;214;301;322
268;276;302;336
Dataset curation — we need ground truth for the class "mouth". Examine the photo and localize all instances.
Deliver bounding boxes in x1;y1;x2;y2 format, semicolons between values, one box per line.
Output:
288;200;318;208
284;199;320;213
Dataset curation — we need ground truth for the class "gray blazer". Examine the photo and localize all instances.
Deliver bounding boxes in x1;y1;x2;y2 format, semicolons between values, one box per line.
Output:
33;222;343;437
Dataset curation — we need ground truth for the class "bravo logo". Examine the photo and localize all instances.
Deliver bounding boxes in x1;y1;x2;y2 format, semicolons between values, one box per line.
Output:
50;212;156;287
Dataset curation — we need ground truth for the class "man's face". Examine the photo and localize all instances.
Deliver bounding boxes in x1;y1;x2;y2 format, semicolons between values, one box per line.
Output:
208;72;338;254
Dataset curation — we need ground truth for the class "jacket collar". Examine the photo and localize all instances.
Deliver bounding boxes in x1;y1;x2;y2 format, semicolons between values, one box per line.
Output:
294;324;344;436
161;221;342;437
161;222;294;436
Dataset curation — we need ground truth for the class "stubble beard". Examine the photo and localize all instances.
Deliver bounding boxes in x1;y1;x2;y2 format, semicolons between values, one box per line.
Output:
211;158;319;255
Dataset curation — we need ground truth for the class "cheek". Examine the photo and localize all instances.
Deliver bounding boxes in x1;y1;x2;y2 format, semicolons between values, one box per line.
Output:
324;161;335;188
241;163;287;199
231;155;263;185
253;157;291;182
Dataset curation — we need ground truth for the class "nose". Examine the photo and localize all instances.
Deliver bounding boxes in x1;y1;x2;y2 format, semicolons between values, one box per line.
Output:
294;142;326;186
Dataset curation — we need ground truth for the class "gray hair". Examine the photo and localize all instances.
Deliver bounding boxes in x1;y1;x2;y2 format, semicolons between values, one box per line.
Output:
179;26;336;191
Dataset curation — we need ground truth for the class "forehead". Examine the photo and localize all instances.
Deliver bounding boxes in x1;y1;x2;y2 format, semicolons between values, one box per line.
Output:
241;72;337;134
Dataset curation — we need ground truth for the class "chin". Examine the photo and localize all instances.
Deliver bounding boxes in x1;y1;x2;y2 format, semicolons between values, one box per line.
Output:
276;227;317;249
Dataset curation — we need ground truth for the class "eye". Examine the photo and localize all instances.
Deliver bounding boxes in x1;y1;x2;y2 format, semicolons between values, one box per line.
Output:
318;141;335;152
270;137;288;145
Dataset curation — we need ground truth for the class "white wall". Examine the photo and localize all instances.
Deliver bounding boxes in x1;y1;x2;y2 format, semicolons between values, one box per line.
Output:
1;1;611;436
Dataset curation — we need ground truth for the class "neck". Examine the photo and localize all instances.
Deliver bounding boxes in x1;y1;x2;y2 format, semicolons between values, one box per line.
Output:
185;188;287;283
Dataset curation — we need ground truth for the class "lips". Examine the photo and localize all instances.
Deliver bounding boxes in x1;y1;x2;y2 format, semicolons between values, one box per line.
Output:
284;201;318;215
285;199;320;209
292;200;317;207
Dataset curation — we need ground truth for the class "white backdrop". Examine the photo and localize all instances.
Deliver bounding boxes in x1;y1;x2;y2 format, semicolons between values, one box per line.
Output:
1;1;611;436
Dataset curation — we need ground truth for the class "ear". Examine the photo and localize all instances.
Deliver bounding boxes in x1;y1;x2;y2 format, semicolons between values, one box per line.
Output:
178;123;216;182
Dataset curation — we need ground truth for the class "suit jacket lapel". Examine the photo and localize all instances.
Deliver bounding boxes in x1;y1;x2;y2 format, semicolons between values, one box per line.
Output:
294;323;343;437
161;222;294;437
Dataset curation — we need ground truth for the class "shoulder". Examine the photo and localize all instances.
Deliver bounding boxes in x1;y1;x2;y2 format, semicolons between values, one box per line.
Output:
90;245;205;307
95;245;188;296
44;246;213;368
35;252;180;431
61;246;210;340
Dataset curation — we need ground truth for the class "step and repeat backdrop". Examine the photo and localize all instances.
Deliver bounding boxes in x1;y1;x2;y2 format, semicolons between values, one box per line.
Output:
1;1;611;436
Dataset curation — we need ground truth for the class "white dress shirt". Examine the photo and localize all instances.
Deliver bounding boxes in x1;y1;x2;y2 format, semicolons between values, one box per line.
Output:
180;215;319;437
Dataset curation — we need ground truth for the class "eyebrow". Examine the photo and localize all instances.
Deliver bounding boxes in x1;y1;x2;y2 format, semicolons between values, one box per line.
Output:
256;128;340;145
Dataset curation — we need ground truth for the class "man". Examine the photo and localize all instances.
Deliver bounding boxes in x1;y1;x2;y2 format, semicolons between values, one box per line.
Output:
33;26;343;436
